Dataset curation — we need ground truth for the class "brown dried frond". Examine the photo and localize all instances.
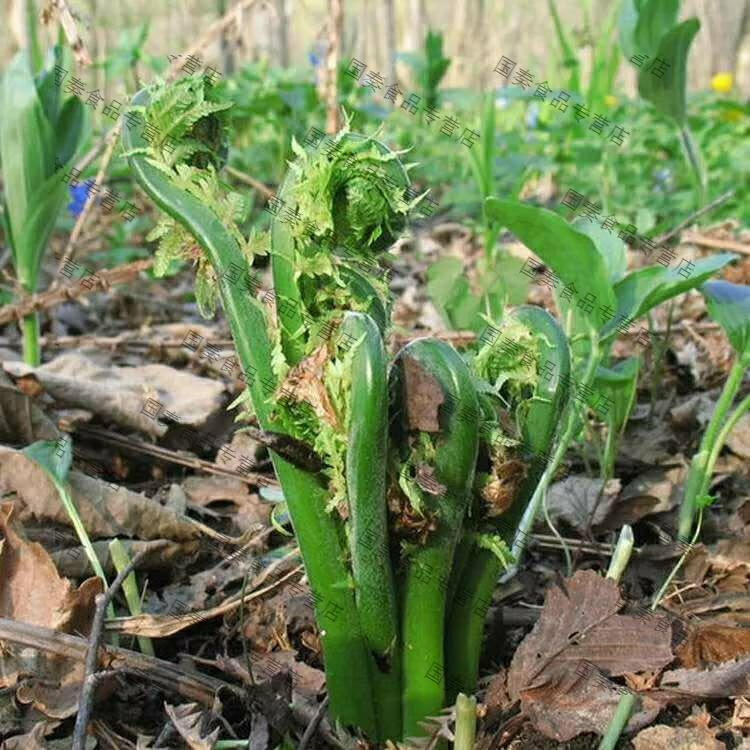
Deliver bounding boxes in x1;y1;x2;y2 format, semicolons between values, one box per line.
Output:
482;458;528;517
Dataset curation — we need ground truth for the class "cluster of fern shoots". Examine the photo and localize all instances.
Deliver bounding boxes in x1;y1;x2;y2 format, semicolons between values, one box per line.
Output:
124;74;572;743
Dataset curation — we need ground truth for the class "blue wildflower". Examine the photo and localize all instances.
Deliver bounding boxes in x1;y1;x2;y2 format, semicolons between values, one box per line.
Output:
525;102;539;129
67;179;94;217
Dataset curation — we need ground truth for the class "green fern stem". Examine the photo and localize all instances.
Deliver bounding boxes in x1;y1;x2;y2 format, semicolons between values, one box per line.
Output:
123;90;378;735
445;307;571;699
393;339;480;740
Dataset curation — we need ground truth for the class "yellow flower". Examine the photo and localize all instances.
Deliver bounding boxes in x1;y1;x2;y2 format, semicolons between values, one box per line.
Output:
720;108;743;123
711;72;733;93
604;95;618;107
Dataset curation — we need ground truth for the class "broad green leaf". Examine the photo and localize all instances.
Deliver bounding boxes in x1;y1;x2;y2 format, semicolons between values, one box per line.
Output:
573;217;627;284
15;171;69;289
55;96;86;167
593;357;640;430
23;438;72;485
633;0;680;57
701;280;750;360
617;0;641;61
607;252;735;338
638;19;700;124
485;197;616;328
0;53;50;250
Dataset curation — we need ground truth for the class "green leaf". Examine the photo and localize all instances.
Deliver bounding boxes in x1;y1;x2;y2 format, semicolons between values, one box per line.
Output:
572;217;627;284
701;280;750;360
426;255;518;332
607;252;735;337
0;53;51;257
592;357;640;431
55;96;86;167
23;438;72;486
633;0;680;57
618;0;641;61
485;197;616;328
637;18;700;124
14;171;69;289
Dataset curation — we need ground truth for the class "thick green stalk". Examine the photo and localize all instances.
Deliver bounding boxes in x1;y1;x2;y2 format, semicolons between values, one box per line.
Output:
598;693;637;750
678;124;707;208
454;693;478;750
393;339;480;740
342;312;401;740
704;392;750;484
445;307;571;698
678;357;745;540
109;539;154;656
22;311;41;366
123;95;377;735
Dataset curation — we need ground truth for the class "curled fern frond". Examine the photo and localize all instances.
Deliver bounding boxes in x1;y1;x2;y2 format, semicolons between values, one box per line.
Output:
130;74;266;317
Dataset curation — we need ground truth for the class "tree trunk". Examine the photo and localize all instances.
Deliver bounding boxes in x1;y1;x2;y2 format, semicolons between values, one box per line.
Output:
277;0;290;68
218;0;235;75
325;0;343;134
384;0;397;84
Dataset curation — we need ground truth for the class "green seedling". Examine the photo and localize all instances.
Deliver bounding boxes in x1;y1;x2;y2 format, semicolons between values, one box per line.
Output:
484;197;735;561
619;0;705;204
0;48;86;365
23;438;116;639
678;280;750;541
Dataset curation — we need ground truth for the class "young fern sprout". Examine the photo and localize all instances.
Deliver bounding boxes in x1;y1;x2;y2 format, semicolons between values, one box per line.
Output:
445;305;572;699
124;75;636;744
124;76;413;740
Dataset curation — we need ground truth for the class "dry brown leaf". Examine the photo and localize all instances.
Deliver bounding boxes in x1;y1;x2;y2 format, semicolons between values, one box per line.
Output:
545;477;621;532
182;475;268;527
280;345;339;427
164;703;219;749
3;353;225;438
658;656;750;698
615;465;686;524
402;355;444;432
0;502;101;719
732;696;750;731
0;372;58;444
1;721;56;749
677;625;750;668
507;570;673;741
0;447;201;542
0;503;101;631
632;724;723;750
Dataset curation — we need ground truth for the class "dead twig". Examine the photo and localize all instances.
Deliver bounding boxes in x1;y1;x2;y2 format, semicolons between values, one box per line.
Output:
680;230;750;256
224;165;275;199
0;617;240;706
73;550;148;750
41;0;92;65
654;188;736;245
0;258;153;326
73;424;280;490
298;695;330;750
